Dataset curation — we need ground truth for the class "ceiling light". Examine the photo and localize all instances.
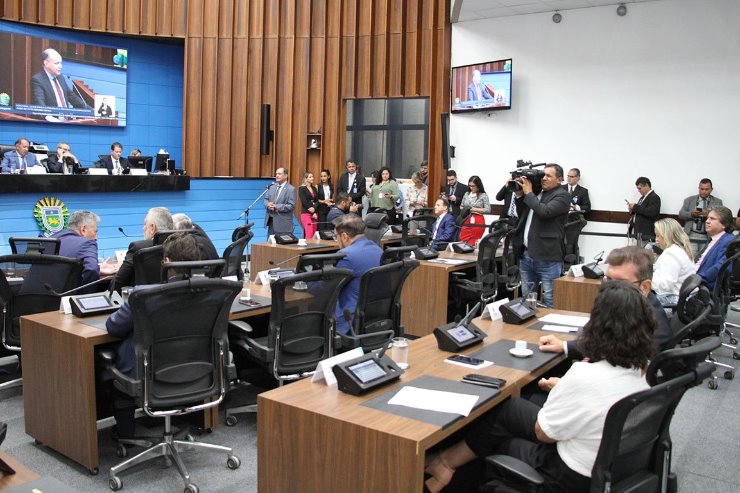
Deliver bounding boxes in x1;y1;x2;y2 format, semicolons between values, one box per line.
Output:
617;4;627;16
552;11;562;23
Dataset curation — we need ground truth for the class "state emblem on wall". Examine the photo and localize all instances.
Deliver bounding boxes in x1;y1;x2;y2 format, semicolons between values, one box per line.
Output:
33;197;70;237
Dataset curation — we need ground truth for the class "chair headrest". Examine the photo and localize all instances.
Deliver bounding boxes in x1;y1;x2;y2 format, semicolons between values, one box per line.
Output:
365;213;389;228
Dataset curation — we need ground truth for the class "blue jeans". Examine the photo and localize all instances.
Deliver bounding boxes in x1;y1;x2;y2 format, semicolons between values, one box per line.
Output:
519;251;562;308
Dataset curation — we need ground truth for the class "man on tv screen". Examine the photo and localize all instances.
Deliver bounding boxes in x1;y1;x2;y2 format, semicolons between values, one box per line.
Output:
467;70;494;102
30;48;87;109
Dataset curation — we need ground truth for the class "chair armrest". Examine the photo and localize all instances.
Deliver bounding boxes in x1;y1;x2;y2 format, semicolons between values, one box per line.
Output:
450;272;467;279
96;348;117;368
228;320;254;335
485;454;545;486
112;367;142;398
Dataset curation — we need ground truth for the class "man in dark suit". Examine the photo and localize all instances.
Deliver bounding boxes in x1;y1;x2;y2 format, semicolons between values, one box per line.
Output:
466;69;494;102
29;48;87;108
628;176;661;242
47;141;80;174
106;232;200;437
515;164;570;308
336;160;366;211
112;207;174;292
98;142;130;175
540;246;674;359
495;180;524;221
430;198;457;251
172;213;219;260
442;170;469;217
563;167;591;215
52;210;117;287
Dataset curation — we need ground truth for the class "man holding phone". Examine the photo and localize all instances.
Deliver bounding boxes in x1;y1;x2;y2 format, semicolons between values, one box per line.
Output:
678;178;723;257
442;170;469;217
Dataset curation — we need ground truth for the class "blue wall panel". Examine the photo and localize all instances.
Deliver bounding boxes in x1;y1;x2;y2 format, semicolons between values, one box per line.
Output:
0;20;184;167
0;178;301;257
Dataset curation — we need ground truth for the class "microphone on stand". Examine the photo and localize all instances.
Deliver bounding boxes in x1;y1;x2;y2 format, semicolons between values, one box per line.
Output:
44;276;116;296
65;75;89;109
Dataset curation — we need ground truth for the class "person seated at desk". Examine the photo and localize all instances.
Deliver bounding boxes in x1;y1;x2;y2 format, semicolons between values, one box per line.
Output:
47;141;80;174
424;281;653;493
695;206;735;290
333;214;383;335
172;212;219;260
652;218;695;307
327;192;358;225
540;246;672;356
1;137;42;174
430;198;456;251
98;142;130;175
52;210;119;287
112;207;174;291
106;232;201;437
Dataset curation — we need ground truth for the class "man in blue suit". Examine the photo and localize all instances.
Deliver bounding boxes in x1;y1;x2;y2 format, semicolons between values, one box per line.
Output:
430;198;457;251
1;137;42;174
696;206;736;290
333;214;383;335
264;167;297;235
52;210;117;287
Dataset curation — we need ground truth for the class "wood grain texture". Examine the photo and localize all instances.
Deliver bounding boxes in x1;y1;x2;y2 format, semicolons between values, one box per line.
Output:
553;275;602;313
0;452;39;488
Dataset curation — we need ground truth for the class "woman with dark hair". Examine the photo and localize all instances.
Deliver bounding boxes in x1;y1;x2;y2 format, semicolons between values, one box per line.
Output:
369;166;400;225
695;205;736;290
459;175;490;245
424;281;653;493
316;169;334;231
298;171;319;239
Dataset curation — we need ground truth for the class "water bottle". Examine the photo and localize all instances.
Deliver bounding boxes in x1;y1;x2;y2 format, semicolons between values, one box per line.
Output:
240;278;252;301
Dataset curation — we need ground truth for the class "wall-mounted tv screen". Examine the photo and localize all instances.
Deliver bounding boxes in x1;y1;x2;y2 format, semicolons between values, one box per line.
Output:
451;59;512;113
0;28;127;127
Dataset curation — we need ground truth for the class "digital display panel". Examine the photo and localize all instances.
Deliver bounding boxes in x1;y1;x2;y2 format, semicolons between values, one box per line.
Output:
448;325;475;343
78;296;111;310
348;359;386;384
451;59;512;113
509;302;531;317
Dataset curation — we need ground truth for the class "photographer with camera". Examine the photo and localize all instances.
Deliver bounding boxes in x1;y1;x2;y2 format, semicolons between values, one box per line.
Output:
514;163;570;308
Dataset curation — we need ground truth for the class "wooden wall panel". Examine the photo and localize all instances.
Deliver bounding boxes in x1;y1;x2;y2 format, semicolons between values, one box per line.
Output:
57;0;73;26
72;0;90;29
122;0;140;34
139;0;156;35
107;0;124;33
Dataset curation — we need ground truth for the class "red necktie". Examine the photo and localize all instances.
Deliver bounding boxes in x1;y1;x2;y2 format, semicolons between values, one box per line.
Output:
53;77;67;108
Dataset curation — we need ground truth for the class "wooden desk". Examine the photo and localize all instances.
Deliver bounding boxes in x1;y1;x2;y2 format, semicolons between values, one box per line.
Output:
250;240;338;280
0;452;39;489
258;310;580;493
400;251;478;337
20;285;273;474
553;276;602;313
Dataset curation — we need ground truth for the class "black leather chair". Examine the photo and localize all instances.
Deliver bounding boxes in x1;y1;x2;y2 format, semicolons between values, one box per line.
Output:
665;274;713;349
132;245;164;285
222;228;254;280
337;259;419;352
380;245;416;264
295;252;346;273
401;214;435;248
0;254;82;390
364;212;390;246
106;278;242;493
562;213;587;273
160;260;226;281
231;221;255;242
451;228;506;314
226;267;353;424
9;237;61;255
481;339;719;493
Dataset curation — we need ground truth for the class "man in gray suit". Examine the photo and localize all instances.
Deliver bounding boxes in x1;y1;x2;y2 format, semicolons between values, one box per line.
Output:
678;178;723;257
514;164;570;308
264;167;296;235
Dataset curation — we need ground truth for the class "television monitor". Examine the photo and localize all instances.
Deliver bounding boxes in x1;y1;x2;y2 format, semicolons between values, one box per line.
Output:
451;59;512;113
155;153;170;172
0;25;127;126
128;156;153;170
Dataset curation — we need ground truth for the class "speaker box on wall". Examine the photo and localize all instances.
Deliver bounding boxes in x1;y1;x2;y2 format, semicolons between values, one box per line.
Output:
260;103;273;156
440;112;451;170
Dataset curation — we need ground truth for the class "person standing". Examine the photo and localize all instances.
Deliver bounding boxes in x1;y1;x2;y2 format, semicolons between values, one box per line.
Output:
336;160;366;212
1;137;42;174
419;160;429;185
459;175;490;246
405;171;428;217
298;172;319;239
562;168;591;215
316;169;335;231
442;170;469;217
627;177;661;243
263;167;296;236
515;164;570;308
678;178;723;258
495;180;524;221
369;166;400;225
99;142;130;175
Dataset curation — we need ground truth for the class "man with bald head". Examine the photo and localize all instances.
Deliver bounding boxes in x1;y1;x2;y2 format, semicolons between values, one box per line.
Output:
30;48;87;108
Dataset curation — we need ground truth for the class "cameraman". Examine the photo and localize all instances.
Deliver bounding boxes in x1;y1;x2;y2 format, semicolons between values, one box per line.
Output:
515;164;570;308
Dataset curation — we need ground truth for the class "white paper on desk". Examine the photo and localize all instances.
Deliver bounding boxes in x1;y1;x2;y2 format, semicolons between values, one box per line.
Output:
388;386;480;417
539;313;590;327
542;324;579;333
568;263;585;278
427;258;469;266
481;298;509;320
268;235;276;244
311;348;364;386
444;359;494;370
59;296;73;314
255;270;272;285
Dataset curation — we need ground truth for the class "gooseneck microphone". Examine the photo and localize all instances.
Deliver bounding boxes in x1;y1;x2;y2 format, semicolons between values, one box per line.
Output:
118;227;139;238
44;276;116;297
268;254;303;268
65;74;88;108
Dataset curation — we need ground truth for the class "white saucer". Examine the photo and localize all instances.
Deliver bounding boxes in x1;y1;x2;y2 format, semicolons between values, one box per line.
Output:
509;348;534;358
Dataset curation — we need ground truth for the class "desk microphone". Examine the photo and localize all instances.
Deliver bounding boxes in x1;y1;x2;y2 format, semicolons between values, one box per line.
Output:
582;251;605;279
118;227;139;238
268;254;304;268
65;74;88;108
44;276;115;296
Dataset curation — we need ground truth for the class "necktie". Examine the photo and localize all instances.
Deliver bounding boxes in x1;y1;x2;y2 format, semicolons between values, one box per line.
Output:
22;156;27;170
275;185;282;201
695;239;711;264
508;193;517;218
476;84;482;100
53;77;67;108
570;186;574;195
637;196;644;205
449;186;454;196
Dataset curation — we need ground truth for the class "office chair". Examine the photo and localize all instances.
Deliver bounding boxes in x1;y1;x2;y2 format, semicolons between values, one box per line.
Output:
364;212;390;246
401;214;435;248
337;259;419;352
481;341;718;493
222;228;254;280
380;245;416;265
0;254;82;391
8;237;61;255
450;228;506;315
231;221;255;242
295;252;346;273
105;278;242;492
665;274;714;349
562;212;587;273
226;267;353;424
160;260;225;281
132;245;164;285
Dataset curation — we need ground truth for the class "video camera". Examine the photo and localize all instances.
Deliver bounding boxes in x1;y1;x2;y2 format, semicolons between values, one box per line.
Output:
507;160;547;195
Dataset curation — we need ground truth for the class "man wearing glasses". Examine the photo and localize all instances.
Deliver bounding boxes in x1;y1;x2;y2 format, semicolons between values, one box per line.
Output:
539;246;672;360
562;168;591;215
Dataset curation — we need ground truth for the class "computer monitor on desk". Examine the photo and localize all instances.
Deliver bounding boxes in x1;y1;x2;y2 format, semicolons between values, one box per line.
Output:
128;156;152;172
155;153;176;174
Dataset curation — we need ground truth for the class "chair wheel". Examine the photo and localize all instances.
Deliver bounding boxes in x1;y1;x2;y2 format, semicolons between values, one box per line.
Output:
185;433;195;442
225;415;238;427
227;455;241;469
109;476;123;491
708;379;719;389
730;338;738;345
733;352;740;360
724;370;734;380
185;483;199;493
116;444;128;458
